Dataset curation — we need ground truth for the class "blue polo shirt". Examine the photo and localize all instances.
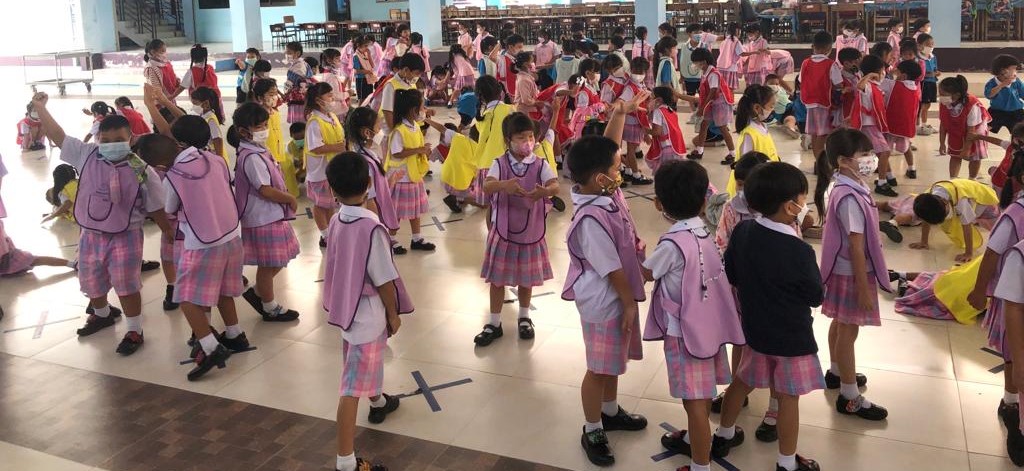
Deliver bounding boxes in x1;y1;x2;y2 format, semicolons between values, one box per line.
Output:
985;77;1024;112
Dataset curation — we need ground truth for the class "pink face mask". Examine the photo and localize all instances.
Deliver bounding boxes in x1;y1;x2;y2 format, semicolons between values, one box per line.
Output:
513;139;535;157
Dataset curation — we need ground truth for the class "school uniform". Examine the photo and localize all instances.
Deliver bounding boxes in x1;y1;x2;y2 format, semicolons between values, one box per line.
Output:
643;218;744;399
836;67;864;129
514;71;540;115
884;79;920;154
323;204;414;397
554;55;580;85
798;54;843;137
930;180;1000;249
61;137;164;298
452;55;477;91
820;175;892;326
743;37;771;86
697;66;735;128
284;60;313;123
600;75;649;144
770;49;795;76
473;100;515;196
834;34;869;60
985;77;1024;133
305;110;346;209
727;121;780;196
164;147;243;307
0;155;35;275
372;75;417;126
631;39;654;88
385;119;430;220
646;105;687;173
473;32;492;62
563;191;646;375
201;111;228;163
715;192;803;252
851;79;891;154
235;141;300;268
941;95;991;161
679;40;703;96
886;32;902;67
152;169;183;265
481;152;556;288
716;36;744;90
437;129;484;206
570;82;603;139
379;37;400;78
919;53;939;104
355;144;401;232
982;199;1024;361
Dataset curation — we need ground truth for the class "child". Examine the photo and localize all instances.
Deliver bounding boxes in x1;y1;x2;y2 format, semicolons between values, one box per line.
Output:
384;89;436;252
690;48;737;163
479;36;500;79
323;152;412;471
851;55;898;196
33;92;172;356
379;25;406;77
910;179;999;262
835;48;864;132
799;31;841;161
765;74;800;138
305;83;347;248
570;61;604;139
602;55;653;185
457;86;478;131
513;52;540;115
995;238;1024;466
143;38;184;100
283;42;314;124
835;20;869;59
564;97;650;467
190;87;226;162
42;164;78;223
346;106;407;254
113;97;152;137
182;44;222;111
318;48;351;120
717;23;744;91
913;18;932;40
718;161;825;471
235;47;260;103
555;40;581;85
83;101;115;143
409;32;430;71
869;42;894;77
646;160;745;471
632;26;654;88
425;66;451;106
227;103;301;322
534;30;559;88
728;85;779;196
472;76;516;208
352;36;377;103
286;122;306;183
17;103;44;151
680;26;705;117
917;33;941;135
646;86;688;173
373;53;426;131
742;23;771;86
474;112;559;346
449;44;476;108
885;60;924;181
497;34;526;98
715;152;786;251
251;79;299;197
986;54;1024;135
939;75;990;179
458;22;475;62
0;152;75;275
608;36;630;74
815;128;891;421
654;37;681;93
886;19;904;69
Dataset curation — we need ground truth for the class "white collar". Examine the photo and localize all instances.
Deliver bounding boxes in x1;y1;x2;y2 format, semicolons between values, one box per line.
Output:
508;153;537;165
667;217;706;233
836;173;868;190
238;141;267;153
810;54;829;61
485;100;501;110
202;110;216;121
756;216;798;238
901;80;918;89
570;189;613;208
732;191;752;215
402;119;418;129
173;146;200;164
340;204;379;221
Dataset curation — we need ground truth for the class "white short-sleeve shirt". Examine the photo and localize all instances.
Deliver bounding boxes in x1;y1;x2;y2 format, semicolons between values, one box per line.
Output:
570;192;630;323
337;205;400;344
995;248;1024;304
304;111;335;183
238;142;287;228
643;218;705;338
931;186;982;225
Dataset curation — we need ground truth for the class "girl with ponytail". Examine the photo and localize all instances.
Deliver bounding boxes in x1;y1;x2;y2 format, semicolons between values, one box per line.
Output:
939;74;990;179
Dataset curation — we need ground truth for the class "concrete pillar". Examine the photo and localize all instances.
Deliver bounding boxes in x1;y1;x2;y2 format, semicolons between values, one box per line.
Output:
230;0;262;52
410;0;442;50
80;0;118;53
181;0;196;44
929;0;961;47
634;0;665;43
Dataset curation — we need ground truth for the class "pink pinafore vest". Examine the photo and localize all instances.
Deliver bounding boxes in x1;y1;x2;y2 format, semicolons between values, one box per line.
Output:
234;142;296;223
820;182;892;291
988;200;1024;297
493;153;547;245
562;197;646;302
75;149;143;234
643;228;746;358
358;145;400;232
322;215;414;330
165;148;240;244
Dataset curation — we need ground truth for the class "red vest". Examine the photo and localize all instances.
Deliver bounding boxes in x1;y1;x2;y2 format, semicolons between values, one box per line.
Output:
606;77;651;127
118;107;151;136
159;62;179;96
698;67;735;109
886;81;919;139
849;82;889;133
800;58;835;107
646;107;687;162
941;94;991;156
498;54;517;97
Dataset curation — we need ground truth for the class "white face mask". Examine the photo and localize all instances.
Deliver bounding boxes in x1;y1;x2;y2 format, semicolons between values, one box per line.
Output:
191;105;204;116
99;141;132;162
613;68;626;78
372;129;385;146
759;106;773;121
631;73;645;82
855;154;879;176
29;112;38;120
938;96;953;106
795;202;811;224
843;29;855;38
251;129;269;145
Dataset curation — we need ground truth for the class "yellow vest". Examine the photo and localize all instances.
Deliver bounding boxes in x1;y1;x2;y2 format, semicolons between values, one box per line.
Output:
385;123;429;183
534;139;558;173
932;255;985;324
267;111;299;197
932;179;999;250
379;76;417;118
205;113;229;164
727;124;780;196
61;179;79;222
305;111;346;159
441;133;479;191
474;103;514;169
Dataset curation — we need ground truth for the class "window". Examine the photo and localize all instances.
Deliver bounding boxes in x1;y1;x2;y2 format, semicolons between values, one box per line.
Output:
198;0;295;9
262;0;296;6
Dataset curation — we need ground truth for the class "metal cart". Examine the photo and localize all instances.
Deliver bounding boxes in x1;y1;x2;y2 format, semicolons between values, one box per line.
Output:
23;50;94;96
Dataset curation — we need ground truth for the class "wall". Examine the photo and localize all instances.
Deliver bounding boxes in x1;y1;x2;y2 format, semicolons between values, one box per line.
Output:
194;0;329;44
350;0;407;21
0;0;91;54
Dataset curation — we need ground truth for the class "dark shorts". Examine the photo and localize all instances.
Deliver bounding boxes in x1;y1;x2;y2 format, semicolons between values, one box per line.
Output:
990;108;1024;134
797;120;806;134
684;79;700;96
355;77;374;102
921;81;938;104
236;86;246;103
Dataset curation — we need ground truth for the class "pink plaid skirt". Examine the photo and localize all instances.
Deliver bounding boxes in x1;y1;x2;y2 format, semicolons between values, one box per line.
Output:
720;70;740;90
822;274;882;326
581;314;644;376
287;104;305;124
737;349;825;396
664;336;732;400
887;134;912;154
306;179;337;209
339;333;387;397
705;102;735;129
744;72;768;87
805;107;834;137
160;237;182;263
453;73;476;92
78;228;144;298
985;298;1011;361
174;237;244;307
480;230;553;287
772;55;795;76
894;271;956;321
391;181;429;221
622;123;645;145
0;237;35;276
887;195;919;223
862;125;890;154
444;180;484;206
243;220;300;267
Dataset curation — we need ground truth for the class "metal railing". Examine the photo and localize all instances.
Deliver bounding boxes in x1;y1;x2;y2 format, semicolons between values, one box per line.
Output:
115;0;183;39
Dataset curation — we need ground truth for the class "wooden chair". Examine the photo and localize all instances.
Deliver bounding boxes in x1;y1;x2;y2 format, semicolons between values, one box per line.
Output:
324;21;341;47
270;23;290;50
300;23;325;49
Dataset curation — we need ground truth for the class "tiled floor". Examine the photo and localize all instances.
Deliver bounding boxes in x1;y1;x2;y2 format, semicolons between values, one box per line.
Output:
0;69;1020;470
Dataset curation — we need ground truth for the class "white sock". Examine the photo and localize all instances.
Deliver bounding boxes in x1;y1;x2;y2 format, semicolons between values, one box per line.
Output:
66;260;77;268
877;178;887;186
125;315;142;333
623;167;634;176
584;420;603;433
489;313;502;327
370;395;387;408
908;164;916;170
1006;391;1020;405
840;383;871;407
886;171;895;179
764;397;780;426
262;300;281;313
778;452;798;471
198;333;220;355
93;305;111;318
411;233;423;242
715;425;735;439
518;306;530;319
204;311;212;324
727;151;735;158
682;430;691;444
336;453;357;471
224;324;243;339
691;462;711;471
601;400;618;416
320;229;328;239
695;146;704;154
829;362;840;376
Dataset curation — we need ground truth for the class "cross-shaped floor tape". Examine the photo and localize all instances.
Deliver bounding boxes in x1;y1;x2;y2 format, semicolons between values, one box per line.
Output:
624;189;655;201
982;347;1006;373
393;370;473;412
178;346;258;365
426;215;463;232
2;311;80;339
503;290;555;311
652;422;741;471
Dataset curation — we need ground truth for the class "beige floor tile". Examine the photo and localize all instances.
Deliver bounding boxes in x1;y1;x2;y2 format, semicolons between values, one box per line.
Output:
0;441;103;471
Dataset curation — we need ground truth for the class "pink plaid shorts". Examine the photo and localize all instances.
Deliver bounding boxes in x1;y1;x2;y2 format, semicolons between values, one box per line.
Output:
622;123;645;145
664;336;732;400
887;134;911;154
744;72;768;87
306;179;337;209
339;333;387;397
160;237;182;264
705;102;735;129
0;238;35;276
737;349;826;396
174;237;244;307
480;230;553;287
78;228;144;298
861;125;890;154
243;220;300;267
805;107;834;137
391;181;429;221
822;274;881;326
986;298;1011;361
581;314;644;376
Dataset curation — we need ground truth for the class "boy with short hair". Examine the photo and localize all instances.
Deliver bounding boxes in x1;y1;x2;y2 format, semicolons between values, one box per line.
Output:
798;31;842;161
286;122;307;183
916;33;941;135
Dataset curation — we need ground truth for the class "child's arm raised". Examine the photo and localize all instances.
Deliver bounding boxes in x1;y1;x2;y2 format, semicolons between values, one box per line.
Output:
31;93;66;148
604;90;650;148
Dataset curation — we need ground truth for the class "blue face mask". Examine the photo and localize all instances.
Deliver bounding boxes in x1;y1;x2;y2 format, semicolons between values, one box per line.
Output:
98;141;132;162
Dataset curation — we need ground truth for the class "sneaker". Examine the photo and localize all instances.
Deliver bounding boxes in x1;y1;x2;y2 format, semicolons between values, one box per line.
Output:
824;370;868;389
601;406;647;431
473;324;503;346
879;221;903;243
368;393;400;424
630;174;653;185
115;331;144;355
218;332;251;353
916;125;935;136
262;305;300;322
241;287;264;315
163;285;179;311
550;195;567;212
887;177;898;187
517;318;535;340
140;260;160;272
392;244;408;255
720;155;735;166
410;239;436;251
874;182;898;197
999;399;1021;429
76;313;117;336
660;430;692;456
776;454;821;471
835;395;888;420
187;344;231;381
710;426;745;457
686;151;704;161
906;169;918;179
344;457;388;471
442;194;463;213
581;427;615;466
755;418;778;442
710;391;748;414
1009;427;1024;467
319;236;327;248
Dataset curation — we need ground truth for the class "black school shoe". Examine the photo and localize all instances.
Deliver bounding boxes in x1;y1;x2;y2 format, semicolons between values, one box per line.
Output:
686;151;704;160
710;391;749;414
887;177;899;187
115;331;144;355
392;244;408;255
339;458;388;471
720;155;735;166
163;285;179;311
85;305;123;317
473;324;503;346
517;318;535;340
218;332;251;353
874;182;898;197
756;420;778;442
187;344;231;381
442;194;464;213
368;393;400;424
319;236;328;248
824;370;868;389
241;287;263;314
581;427;615;466
601;406;647;431
410;240;436;251
906;169;918;179
710;426;745;457
879;221;904;243
776;454;821;471
630;174;653;185
140;260;161;272
660;430;692;456
76;312;119;336
1009;427;1024;466
550;195;567;212
1000;399;1021;429
835;395;888;420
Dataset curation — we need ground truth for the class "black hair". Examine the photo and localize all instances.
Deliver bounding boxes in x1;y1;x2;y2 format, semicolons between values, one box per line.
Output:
253;59;272;74
734;151;771;181
859;54;885;76
635;26;648;40
992;54;1021;76
843;19;864;32
190;44;209;84
476;22;488;31
191;86;224;124
654;37;677;71
505;34;525;48
49;164;77;207
899;38;919;56
735;84;774;132
97;115;131;134
743;23;762;35
397;24;410;36
725;22;741;40
764;73;781;83
658;22;674;36
561;39;577;55
690;47;714;65
515;51;534;72
393;88;424;124
480;36;499;55
320;48;341;73
289;122;306;136
326;151;371;199
571;22;585;34
602;52;624;73
685;23;701;34
838;47;862;65
133;133;179;167
449;44;469;66
651;86;676;112
612;26;626;38
114;96;133;109
814;128;873;221
245;47;261;58
869;41;892;59
939;75;970;105
171;115;211;149
90;101;114;116
630;56;650;74
304;82;334;117
654;160;708;220
501;112;537;146
303;56;319;72
285;41;303;55
226;102;270;148
1001;134;1024;208
812;31;834;50
538;29;551;40
578;58;601;76
913;193;948;225
916;33;934;45
475;75;503;106
888;18;903;29
701;22;717;33
611;36;626;50
345;106;378;149
143;38;165;62
913;18;931;30
410;32;423;46
250;78;278;103
745;162;809;216
567;135;618;186
897;60;923;80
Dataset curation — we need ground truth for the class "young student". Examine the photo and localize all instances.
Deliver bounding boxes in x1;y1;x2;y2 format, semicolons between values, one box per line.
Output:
189;87;226;163
555;40;581;85
815;128;891;422
473;112;559;346
716;23;745;91
318;48;351;120
835;47;864;132
718;161;825;471
765;74;801;138
690;48;737;163
742;23;771;86
17;103;44;151
986;54;1024;135
182;44;222;111
513;52;540;115
456;86;478;131
680;26;705;120
886;19;904;69
143;38;184;101
496;34;525;98
564;95;650;467
533;30;559;88
995;238;1024;466
654;37;681;92
632;26;654;88
283;42;314;124
113;97;152;137
726;85;780;196
235;48;261;103
799;31;842;161
834;20;869;59
601;54;653;185
83;101;115;143
227;103;302;322
917;33;941;135
478;36;500;79
912;18;932;40
870;42;895;77
409;32;430;71
448;44;476;108
473;22;492;62
351;36;377;103
42;164;78;223
305;83;347;248
886;60;924;181
939;75;991;179
346;106;407;254
646;160;745;471
793;78;810;149
569;61;604;140
252;59;272;82
471;76;517;209
250;79;299;199
910;178;999;262
608;36;630;73
33;92;172;356
372;53;426;131
379;25;406;78
851;55;898;196
384;89;436;252
0;152;75;276
646;86;688;173
286;122;306;184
